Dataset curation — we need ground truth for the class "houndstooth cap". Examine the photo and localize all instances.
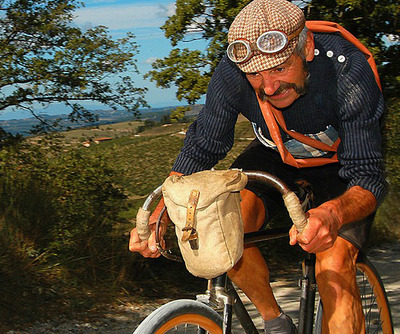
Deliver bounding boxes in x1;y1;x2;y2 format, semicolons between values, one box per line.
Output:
228;0;305;73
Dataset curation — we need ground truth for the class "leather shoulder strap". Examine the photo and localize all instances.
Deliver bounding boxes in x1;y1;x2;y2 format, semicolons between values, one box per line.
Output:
306;20;381;90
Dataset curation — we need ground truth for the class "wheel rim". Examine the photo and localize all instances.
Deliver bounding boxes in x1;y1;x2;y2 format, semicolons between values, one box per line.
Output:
356;262;393;334
155;313;223;333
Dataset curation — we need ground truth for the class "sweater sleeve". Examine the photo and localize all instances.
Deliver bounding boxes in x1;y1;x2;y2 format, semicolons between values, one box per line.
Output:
172;57;244;175
336;48;387;204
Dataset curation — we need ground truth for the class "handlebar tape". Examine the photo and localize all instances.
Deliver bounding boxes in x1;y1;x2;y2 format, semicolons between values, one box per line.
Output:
283;191;307;233
136;207;151;241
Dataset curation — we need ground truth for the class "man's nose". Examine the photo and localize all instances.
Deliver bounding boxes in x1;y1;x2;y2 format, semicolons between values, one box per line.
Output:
260;72;280;96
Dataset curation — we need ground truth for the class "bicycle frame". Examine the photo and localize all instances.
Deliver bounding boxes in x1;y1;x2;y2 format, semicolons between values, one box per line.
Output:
134;170;394;334
196;226;317;334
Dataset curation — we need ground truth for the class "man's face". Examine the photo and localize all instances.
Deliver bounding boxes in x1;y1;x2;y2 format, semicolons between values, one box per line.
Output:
246;53;309;109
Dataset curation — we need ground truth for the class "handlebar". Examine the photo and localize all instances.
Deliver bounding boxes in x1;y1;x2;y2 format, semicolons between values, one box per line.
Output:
135;170;308;242
245;171;308;232
135;185;163;241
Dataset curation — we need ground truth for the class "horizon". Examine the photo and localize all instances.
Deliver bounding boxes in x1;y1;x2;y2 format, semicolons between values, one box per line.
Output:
0;0;207;121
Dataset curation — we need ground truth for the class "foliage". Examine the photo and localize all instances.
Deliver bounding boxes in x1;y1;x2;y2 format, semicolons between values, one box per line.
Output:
383;98;400;187
145;0;250;107
0;0;148;132
0;139;128;287
87;133;185;195
146;0;398;104
170;106;190;122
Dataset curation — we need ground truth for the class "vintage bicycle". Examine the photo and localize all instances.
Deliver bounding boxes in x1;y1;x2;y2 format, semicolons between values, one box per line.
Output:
133;170;393;333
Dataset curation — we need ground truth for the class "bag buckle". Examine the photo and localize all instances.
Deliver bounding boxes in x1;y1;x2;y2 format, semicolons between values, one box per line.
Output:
182;189;200;250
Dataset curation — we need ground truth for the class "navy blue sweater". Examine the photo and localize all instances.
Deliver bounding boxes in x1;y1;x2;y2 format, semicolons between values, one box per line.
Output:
172;33;386;203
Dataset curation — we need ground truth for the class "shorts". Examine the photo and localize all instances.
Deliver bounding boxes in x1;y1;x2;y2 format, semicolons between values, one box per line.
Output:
230;139;374;251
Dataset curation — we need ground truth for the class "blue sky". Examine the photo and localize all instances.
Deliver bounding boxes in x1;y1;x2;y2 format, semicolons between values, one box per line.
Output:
74;0;187;107
0;0;206;120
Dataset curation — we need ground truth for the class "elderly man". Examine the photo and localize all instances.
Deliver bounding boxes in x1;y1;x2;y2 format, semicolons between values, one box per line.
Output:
130;0;386;332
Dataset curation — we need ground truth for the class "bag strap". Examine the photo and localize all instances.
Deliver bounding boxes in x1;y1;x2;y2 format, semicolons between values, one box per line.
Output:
306;21;381;90
257;95;340;168
256;20;381;168
181;189;200;250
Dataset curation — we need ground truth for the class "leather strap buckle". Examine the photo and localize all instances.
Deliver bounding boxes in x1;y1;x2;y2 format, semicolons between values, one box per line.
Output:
182;189;200;250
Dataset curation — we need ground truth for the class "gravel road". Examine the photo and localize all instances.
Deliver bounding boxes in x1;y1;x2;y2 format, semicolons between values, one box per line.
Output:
7;242;400;333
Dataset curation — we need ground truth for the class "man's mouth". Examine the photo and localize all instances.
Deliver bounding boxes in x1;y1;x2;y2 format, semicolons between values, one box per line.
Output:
257;81;307;102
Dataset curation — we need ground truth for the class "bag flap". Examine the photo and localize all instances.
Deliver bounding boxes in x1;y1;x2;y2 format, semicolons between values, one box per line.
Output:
162;169;248;208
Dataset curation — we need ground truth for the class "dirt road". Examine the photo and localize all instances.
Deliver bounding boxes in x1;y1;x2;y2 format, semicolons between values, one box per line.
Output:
7;242;400;333
237;242;400;332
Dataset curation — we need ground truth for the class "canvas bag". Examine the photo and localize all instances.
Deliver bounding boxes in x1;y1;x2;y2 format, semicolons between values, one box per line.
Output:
162;169;248;279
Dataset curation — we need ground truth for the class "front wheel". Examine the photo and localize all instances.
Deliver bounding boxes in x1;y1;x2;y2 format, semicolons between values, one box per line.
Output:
314;255;394;333
133;299;223;334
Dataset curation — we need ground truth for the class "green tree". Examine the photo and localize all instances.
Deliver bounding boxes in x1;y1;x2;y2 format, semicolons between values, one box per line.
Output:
146;0;398;104
305;0;399;97
145;0;250;107
0;0;148;132
170;106;189;122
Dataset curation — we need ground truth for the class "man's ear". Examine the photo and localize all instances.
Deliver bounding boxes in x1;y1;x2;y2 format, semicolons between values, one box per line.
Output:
305;31;315;62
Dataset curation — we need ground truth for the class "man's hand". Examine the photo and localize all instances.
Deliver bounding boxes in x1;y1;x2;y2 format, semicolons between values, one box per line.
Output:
289;186;377;253
129;197;170;258
289;206;341;253
129;224;165;258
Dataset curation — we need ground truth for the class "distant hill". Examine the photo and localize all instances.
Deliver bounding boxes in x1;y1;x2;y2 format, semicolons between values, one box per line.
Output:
0;105;203;136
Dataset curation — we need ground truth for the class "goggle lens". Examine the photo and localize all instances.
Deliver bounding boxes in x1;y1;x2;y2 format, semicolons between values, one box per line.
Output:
227;25;303;64
257;31;288;54
227;40;251;63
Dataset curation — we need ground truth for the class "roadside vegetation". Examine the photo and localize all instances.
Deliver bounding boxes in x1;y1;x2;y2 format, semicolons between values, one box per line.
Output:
1;115;399;330
0;0;398;331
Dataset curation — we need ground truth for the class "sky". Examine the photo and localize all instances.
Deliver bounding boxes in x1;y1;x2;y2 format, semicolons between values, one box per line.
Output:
0;0;207;120
75;0;187;106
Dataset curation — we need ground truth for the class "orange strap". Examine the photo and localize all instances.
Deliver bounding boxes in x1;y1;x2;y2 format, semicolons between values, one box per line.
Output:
306;21;381;90
257;21;381;168
257;96;340;168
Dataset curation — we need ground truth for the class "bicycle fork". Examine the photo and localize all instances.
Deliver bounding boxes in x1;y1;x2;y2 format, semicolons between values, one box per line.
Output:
196;274;259;334
196;256;317;334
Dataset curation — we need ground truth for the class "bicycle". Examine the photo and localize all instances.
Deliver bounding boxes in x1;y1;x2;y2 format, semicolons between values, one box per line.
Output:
133;170;394;334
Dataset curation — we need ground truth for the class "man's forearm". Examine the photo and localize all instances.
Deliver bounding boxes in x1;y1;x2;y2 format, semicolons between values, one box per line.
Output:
318;186;377;228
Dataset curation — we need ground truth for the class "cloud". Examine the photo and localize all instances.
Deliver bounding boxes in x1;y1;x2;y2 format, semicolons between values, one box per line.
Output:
73;2;175;31
144;56;159;64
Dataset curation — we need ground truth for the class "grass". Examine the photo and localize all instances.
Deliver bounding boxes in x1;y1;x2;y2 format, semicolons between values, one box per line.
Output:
3;113;399;331
56;115;400;244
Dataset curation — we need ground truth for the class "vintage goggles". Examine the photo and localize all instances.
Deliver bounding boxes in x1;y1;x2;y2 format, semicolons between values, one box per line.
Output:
227;23;305;63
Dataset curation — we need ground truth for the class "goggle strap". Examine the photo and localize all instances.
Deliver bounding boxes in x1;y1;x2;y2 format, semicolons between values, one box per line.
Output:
287;21;306;41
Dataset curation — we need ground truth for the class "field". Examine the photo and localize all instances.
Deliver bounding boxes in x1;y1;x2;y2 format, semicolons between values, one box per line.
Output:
57;114;399;243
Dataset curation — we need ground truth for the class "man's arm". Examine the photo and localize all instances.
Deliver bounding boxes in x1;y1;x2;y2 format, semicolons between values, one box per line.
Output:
289;185;377;253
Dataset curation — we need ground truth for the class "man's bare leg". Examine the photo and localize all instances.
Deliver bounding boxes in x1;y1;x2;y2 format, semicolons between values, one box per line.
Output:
228;189;281;321
315;237;365;333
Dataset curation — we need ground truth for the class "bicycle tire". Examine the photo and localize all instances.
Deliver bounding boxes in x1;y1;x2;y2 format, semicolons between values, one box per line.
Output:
133;299;223;334
314;255;393;333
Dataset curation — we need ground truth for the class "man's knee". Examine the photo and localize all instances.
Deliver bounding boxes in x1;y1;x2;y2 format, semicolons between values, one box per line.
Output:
240;188;266;233
315;237;359;293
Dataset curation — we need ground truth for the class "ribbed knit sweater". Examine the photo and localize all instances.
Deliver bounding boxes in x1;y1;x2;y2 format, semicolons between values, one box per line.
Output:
172;32;386;203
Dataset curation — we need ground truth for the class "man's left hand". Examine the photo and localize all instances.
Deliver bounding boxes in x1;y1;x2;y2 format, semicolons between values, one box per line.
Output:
289;206;341;253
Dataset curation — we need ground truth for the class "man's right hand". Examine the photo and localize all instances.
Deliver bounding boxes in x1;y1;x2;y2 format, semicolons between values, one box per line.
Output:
129;171;181;258
129;197;169;258
129;225;164;258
